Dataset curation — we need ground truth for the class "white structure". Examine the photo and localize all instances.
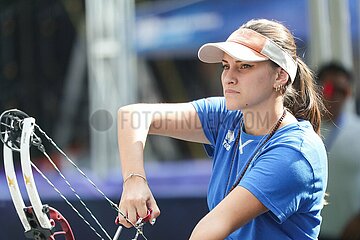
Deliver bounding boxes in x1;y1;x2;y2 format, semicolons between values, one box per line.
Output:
85;0;137;176
308;0;353;70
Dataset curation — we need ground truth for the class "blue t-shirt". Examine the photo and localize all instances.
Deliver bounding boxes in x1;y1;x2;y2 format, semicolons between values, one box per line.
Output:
191;97;328;240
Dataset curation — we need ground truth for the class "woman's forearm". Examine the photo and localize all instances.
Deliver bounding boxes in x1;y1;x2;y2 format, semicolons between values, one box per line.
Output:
117;104;161;227
117;104;153;178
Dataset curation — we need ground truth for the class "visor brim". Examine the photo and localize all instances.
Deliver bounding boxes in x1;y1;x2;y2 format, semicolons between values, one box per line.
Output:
198;42;269;63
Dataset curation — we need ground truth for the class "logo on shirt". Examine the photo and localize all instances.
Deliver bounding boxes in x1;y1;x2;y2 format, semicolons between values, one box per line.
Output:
238;138;253;154
223;130;235;151
222;129;254;153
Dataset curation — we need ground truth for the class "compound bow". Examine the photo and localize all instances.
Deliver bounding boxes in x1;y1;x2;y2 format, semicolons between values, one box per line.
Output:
1;109;150;240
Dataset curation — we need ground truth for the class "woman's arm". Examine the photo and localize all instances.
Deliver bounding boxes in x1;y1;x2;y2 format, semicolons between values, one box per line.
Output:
189;186;268;240
117;102;209;227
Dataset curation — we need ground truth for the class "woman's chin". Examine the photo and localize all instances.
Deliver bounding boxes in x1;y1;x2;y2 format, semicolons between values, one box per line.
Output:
225;101;241;111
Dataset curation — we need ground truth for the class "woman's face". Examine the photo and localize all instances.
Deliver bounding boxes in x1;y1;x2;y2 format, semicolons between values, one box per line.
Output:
221;53;278;111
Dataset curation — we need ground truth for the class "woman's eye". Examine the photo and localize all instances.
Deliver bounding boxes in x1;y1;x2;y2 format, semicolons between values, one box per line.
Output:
222;64;229;70
239;64;253;69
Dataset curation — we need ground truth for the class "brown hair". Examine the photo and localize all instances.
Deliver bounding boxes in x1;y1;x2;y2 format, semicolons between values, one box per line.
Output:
240;19;325;134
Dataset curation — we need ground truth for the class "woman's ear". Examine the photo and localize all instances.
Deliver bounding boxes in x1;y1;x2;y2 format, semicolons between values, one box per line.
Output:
274;68;289;87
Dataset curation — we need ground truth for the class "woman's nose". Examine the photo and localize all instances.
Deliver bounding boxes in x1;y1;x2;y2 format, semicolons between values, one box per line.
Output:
223;77;236;85
223;72;238;85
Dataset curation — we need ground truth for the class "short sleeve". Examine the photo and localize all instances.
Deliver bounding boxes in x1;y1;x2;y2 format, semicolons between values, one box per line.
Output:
191;97;228;156
191;97;228;145
239;146;314;223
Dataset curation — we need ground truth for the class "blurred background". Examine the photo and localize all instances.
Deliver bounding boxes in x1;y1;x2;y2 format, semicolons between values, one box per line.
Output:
0;0;359;239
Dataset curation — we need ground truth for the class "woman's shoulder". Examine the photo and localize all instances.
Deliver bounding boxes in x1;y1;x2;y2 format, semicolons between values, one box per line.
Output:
274;120;323;146
270;120;327;168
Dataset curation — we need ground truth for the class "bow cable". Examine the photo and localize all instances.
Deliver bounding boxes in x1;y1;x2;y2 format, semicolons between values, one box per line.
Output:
35;124;148;239
30;161;107;240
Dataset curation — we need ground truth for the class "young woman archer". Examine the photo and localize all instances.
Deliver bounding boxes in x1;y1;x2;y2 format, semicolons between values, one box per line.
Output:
116;19;328;240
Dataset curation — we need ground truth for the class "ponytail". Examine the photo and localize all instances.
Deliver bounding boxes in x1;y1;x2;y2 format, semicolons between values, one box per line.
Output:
284;57;325;134
241;19;325;134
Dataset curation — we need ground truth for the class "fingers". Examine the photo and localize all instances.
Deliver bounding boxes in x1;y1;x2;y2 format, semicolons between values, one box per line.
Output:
147;198;160;225
117;206;132;228
137;202;149;219
127;206;138;226
117;198;153;228
116;182;161;228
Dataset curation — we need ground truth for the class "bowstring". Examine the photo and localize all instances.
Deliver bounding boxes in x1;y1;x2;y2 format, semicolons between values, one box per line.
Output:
1;122;12;128
39;150;112;240
34;124;148;240
30;162;107;240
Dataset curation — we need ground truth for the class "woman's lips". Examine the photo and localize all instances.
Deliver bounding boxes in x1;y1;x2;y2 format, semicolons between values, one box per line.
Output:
225;89;240;94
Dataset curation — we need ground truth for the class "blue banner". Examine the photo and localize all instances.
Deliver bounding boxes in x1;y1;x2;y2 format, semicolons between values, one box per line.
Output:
135;0;358;57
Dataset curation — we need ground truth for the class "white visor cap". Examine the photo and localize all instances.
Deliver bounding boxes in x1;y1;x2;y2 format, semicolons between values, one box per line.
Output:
198;28;297;83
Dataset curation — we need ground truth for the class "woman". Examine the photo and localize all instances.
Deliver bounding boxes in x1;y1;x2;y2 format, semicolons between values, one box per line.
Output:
116;19;328;239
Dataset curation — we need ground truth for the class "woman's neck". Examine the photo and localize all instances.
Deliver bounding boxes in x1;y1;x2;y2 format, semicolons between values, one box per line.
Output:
242;100;285;136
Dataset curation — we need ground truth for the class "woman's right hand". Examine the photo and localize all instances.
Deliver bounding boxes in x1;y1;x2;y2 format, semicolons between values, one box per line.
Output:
117;175;160;228
116;102;207;228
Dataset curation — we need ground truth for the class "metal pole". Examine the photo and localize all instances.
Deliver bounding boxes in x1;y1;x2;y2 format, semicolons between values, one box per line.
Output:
85;0;137;177
308;0;332;69
328;0;353;69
